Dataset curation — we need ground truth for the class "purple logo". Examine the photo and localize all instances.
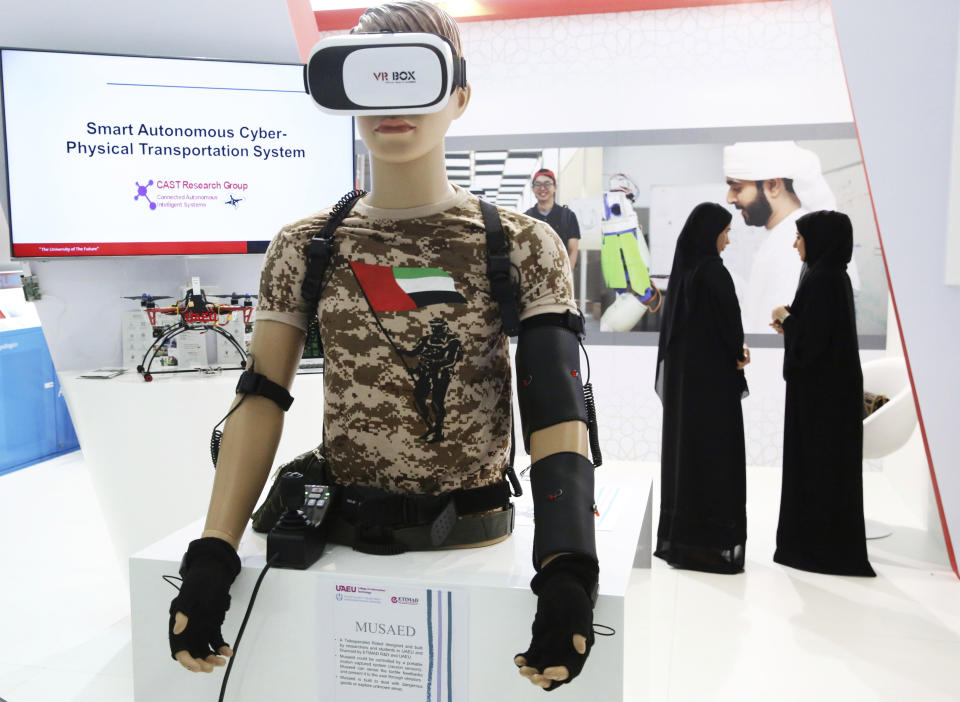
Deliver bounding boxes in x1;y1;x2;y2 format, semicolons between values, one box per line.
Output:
135;180;156;210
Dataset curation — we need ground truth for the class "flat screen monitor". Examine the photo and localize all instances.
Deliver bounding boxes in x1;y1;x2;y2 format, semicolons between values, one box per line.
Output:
0;48;354;257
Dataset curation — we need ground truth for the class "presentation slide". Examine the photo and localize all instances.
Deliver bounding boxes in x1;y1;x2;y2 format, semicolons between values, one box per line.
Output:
1;49;354;257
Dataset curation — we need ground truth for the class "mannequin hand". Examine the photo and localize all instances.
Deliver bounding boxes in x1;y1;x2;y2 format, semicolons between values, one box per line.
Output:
771;305;790;324
172;612;232;672
515;635;587;689
769;320;784;335
515;555;598;690
168;537;241;672
737;343;751;369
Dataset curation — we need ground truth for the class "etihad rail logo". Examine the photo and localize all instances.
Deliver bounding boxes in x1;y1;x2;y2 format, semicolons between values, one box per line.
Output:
373;70;417;83
391;596;420;605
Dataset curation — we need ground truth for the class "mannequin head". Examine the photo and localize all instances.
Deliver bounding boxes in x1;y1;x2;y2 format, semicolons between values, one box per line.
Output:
353;2;471;165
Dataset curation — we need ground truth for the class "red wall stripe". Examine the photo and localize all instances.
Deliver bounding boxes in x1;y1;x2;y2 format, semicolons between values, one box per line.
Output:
313;0;784;31
829;2;957;578
287;0;322;62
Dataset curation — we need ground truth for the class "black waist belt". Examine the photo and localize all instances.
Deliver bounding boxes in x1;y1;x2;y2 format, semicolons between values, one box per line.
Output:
332;480;513;554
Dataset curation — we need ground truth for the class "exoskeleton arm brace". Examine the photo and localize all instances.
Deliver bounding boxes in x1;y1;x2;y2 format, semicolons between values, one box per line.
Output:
516;312;598;570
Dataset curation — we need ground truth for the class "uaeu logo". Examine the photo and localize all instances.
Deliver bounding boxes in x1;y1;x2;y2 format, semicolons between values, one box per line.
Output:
372;70;417;83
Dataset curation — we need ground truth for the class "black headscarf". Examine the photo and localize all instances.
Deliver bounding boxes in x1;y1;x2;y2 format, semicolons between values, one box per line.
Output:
789;209;857;338
655;202;733;398
796;210;853;270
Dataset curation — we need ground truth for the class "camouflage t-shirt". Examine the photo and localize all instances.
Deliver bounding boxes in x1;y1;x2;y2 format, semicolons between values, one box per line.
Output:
257;185;575;494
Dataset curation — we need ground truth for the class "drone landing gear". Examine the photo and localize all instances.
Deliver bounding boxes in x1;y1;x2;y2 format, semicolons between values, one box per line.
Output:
137;322;247;381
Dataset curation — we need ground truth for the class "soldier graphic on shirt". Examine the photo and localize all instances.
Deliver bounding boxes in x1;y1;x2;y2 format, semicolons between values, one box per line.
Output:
401;318;463;443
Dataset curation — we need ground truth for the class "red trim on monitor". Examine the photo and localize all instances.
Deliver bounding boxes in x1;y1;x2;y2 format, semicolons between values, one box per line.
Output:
830;3;958;578
313;0;784;31
13;241;252;257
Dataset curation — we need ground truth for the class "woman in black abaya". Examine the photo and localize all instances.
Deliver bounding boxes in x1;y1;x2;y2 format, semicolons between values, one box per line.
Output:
655;202;750;574
770;210;875;576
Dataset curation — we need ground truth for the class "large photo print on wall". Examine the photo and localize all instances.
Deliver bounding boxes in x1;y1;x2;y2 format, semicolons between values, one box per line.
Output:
433;136;886;344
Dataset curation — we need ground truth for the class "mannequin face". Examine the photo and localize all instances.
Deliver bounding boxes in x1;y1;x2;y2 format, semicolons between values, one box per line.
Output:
794;231;806;260
716;225;731;253
356;85;471;164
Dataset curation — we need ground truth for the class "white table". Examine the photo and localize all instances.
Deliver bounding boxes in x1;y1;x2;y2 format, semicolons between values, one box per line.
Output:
130;465;652;701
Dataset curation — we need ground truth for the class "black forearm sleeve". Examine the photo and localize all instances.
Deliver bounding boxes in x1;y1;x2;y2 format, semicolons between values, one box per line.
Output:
530;451;598;569
515;320;588;452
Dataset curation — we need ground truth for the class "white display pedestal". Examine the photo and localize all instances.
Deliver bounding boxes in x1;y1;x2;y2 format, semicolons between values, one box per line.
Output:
130;465;652;702
60;369;327;567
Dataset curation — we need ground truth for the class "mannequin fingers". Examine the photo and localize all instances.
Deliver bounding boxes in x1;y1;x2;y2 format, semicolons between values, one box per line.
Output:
204;653;228;668
517;665;540;680
573;633;587;654
522;671;552;689
217;645;233;658
542;666;570;683
172;611;189;635
514;655;527;668
175;650;212;673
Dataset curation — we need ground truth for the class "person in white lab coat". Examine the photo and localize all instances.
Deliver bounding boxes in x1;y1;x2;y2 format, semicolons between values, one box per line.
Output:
723;141;857;334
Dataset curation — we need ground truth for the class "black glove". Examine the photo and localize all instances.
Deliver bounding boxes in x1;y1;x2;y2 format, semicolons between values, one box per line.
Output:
168;537;242;661
516;555;599;691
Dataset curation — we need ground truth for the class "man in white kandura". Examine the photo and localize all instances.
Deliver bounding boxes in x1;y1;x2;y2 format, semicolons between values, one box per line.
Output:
724;140;859;333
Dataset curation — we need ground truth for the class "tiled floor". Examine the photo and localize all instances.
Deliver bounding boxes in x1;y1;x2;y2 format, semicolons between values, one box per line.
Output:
0;451;956;701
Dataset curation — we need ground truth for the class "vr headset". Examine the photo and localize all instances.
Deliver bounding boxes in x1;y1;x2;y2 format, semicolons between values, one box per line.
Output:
305;32;467;116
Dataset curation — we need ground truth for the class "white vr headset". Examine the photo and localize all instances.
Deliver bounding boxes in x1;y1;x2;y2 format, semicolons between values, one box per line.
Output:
305;32;467;115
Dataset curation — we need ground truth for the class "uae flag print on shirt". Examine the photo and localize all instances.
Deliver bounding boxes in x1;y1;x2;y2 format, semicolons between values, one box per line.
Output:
350;262;467;311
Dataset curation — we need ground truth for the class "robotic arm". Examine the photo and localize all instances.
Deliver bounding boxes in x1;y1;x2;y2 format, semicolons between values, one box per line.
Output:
513;312;599;691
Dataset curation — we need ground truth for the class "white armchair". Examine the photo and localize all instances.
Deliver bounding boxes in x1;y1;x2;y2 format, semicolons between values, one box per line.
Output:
861;356;918;538
862;357;917;459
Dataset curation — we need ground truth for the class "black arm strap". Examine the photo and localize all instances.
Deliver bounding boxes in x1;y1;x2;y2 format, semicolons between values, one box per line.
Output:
479;199;521;338
236;369;294;411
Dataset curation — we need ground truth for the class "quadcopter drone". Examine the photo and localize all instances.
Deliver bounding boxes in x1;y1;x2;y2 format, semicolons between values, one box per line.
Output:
124;286;256;381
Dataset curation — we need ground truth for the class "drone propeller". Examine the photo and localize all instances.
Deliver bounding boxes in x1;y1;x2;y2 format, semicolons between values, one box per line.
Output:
123;294;173;303
209;293;258;299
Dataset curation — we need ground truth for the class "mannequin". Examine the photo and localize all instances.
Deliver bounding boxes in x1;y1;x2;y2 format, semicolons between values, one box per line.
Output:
168;1;596;693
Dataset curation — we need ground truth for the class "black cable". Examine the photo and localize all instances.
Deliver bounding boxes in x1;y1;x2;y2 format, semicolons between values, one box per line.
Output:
579;339;602;467
218;555;276;702
210;394;247;468
593;624;616;636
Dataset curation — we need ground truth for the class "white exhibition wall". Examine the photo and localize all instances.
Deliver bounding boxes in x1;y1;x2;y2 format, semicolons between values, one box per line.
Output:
1;0;956;574
832;0;960;573
451;0;852;136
